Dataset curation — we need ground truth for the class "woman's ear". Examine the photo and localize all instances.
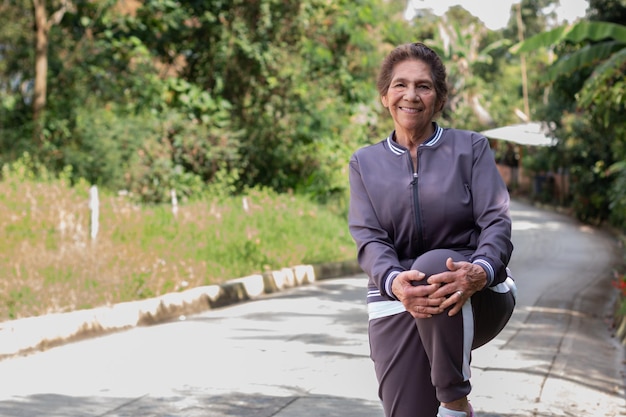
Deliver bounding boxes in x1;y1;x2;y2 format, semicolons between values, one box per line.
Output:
438;98;446;112
381;95;389;108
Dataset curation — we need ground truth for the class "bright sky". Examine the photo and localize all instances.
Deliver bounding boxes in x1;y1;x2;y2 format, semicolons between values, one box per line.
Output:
404;0;589;30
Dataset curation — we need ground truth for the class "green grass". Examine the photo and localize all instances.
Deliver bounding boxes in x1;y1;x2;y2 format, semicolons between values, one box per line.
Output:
0;174;355;321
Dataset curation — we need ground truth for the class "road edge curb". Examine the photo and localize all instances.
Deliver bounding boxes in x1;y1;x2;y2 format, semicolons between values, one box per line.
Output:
0;259;363;360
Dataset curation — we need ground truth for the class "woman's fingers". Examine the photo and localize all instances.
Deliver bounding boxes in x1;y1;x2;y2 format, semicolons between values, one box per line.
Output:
404;292;445;318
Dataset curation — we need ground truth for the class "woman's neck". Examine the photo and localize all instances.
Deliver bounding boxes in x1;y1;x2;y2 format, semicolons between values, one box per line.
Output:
394;123;434;150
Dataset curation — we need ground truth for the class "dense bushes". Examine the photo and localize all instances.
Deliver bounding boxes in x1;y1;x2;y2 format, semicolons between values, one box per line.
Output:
0;0;388;207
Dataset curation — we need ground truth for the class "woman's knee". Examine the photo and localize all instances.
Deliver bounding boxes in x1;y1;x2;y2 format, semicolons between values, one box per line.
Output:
411;249;467;277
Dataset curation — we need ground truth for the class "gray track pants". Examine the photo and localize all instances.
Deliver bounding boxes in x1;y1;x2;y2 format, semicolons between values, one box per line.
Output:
368;249;516;417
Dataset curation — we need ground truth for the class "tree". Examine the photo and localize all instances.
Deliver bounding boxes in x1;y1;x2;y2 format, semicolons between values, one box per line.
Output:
503;0;558;39
588;0;626;23
123;0;386;200
32;0;70;144
1;1;38;160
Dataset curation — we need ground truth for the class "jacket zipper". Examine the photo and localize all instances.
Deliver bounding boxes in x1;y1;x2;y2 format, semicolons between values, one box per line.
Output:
410;151;424;254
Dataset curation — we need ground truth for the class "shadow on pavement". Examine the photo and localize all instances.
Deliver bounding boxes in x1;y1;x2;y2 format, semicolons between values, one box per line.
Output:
0;391;384;417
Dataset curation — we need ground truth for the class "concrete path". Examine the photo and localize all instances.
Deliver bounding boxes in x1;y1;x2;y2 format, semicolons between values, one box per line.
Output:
0;199;624;417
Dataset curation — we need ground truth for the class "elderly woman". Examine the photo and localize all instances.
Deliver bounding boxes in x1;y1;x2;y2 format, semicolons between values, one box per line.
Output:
348;43;517;417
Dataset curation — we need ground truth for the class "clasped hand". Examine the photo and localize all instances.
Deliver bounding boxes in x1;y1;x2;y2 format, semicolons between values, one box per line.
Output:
390;257;487;318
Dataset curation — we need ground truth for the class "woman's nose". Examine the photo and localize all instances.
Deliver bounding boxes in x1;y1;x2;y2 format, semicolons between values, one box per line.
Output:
405;87;420;101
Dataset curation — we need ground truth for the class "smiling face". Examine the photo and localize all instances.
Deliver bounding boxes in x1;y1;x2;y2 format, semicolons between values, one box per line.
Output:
381;59;442;145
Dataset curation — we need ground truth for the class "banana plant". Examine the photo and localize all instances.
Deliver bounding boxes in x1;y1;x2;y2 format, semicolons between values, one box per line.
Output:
510;21;626;117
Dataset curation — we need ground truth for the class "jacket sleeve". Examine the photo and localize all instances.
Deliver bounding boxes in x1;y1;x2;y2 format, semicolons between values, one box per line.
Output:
348;153;404;299
469;135;514;287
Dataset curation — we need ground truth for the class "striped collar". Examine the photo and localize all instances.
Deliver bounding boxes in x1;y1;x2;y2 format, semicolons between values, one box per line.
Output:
386;123;444;156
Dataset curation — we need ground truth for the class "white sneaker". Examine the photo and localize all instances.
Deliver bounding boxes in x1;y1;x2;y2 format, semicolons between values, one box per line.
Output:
437;404;474;417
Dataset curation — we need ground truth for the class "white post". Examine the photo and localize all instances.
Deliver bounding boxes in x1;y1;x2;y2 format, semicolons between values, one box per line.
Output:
171;189;178;216
89;186;99;240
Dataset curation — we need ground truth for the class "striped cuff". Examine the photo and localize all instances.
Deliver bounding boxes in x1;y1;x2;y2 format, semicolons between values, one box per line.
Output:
472;259;494;287
384;270;402;300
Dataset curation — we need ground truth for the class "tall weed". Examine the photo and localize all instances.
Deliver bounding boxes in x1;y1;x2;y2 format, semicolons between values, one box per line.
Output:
0;162;355;320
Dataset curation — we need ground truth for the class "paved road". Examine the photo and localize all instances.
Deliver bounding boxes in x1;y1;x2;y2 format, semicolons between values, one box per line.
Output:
0;199;624;417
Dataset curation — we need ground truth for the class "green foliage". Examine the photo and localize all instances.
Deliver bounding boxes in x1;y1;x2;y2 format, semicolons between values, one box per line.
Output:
589;0;626;23
511;22;626;121
0;0;391;205
56;87;240;203
554;113;614;223
521;146;553;174
608;161;626;226
511;21;626;55
120;0;384;201
576;48;626;126
5;287;35;320
548;40;624;80
512;18;626;229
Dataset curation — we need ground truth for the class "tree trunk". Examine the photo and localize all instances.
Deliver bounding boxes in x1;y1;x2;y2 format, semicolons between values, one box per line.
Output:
33;0;48;146
32;0;69;146
516;2;530;119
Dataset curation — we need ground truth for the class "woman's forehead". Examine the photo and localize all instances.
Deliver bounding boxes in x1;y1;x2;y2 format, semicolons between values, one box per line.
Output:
391;59;433;80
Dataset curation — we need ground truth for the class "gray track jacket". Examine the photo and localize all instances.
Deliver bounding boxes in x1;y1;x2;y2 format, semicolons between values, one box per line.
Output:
348;124;513;303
